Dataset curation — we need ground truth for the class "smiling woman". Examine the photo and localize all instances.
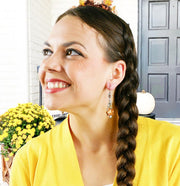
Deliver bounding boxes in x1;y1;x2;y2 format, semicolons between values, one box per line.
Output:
9;2;180;186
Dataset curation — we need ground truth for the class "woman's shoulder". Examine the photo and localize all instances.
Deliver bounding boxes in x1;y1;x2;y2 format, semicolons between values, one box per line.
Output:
137;116;180;151
135;117;180;185
138;116;180;136
10;118;69;184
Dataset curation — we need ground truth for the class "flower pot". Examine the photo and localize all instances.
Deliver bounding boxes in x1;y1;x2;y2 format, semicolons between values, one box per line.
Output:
1;145;14;184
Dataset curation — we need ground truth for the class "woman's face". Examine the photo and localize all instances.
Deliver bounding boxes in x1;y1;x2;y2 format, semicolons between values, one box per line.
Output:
39;15;113;113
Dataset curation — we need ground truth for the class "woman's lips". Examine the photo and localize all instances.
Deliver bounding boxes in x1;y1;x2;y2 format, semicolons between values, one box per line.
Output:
45;79;70;93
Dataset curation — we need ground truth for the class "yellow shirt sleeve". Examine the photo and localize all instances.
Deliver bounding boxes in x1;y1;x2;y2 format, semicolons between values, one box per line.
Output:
10;146;31;186
169;152;180;185
135;117;180;186
167;125;180;186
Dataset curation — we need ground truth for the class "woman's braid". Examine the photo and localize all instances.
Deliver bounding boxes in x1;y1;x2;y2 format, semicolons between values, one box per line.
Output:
114;23;139;186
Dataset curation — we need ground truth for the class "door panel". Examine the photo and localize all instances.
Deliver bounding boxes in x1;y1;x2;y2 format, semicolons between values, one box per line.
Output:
139;0;180;117
149;2;169;30
178;38;180;65
178;1;180;28
149;38;169;66
177;74;180;101
148;74;168;101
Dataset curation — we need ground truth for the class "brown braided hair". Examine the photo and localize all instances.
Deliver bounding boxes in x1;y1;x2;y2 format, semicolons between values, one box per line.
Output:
56;5;139;186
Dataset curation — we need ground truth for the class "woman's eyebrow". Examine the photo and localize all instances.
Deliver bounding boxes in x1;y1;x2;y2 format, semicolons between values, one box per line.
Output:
44;41;51;47
44;41;87;51
62;41;87;51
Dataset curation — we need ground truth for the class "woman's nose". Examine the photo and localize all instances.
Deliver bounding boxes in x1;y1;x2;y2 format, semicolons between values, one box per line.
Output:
40;53;63;73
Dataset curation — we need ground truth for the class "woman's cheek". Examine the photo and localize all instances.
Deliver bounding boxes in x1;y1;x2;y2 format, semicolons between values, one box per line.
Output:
38;67;46;87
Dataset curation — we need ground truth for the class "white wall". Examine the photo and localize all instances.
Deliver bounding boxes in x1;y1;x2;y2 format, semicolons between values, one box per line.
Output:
0;0;29;115
51;0;79;25
0;0;52;116
0;1;28;185
28;0;52;104
0;0;52;185
114;0;138;47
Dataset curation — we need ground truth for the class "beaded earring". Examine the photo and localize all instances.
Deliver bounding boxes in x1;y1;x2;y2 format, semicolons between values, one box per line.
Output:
106;90;114;118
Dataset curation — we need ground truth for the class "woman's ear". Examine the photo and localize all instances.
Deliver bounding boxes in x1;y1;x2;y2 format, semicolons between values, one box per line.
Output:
106;60;126;90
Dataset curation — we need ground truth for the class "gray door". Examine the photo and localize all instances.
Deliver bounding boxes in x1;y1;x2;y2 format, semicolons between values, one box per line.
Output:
138;0;180;118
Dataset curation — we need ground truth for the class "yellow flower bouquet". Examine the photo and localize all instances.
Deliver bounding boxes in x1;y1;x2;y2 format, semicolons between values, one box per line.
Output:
0;103;55;160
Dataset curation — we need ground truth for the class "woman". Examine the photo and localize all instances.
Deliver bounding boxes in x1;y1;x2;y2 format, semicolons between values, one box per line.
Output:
10;3;180;186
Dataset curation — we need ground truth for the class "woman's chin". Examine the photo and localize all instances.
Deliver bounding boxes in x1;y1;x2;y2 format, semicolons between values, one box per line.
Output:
44;102;60;110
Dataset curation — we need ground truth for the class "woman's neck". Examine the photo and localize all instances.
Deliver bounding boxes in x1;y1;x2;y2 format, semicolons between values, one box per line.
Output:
68;110;118;152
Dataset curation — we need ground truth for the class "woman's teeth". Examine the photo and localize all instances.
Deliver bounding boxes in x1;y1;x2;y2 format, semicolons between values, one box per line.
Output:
47;82;70;89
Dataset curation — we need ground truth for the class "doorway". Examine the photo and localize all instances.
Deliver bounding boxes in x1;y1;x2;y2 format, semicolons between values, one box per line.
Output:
138;0;180;118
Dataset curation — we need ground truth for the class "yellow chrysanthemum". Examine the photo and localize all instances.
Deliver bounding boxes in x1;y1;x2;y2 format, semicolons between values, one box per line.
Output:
15;143;21;149
30;128;35;135
17;137;24;145
0;135;4;141
9;152;14;157
13;148;18;152
26;124;31;129
0;102;55;157
40;131;45;135
12;134;18;140
22;134;27;139
16;127;21;131
38;126;42;130
3;132;8;138
22;129;27;134
26;136;32;143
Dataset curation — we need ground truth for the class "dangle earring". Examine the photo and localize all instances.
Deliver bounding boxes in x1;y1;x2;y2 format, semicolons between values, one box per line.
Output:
106;90;114;118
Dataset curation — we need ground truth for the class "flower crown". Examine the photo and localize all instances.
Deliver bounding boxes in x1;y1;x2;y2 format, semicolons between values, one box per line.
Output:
79;0;116;14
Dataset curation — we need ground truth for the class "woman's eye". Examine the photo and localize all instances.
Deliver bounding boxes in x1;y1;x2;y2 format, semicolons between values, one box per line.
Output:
42;49;53;56
66;49;83;57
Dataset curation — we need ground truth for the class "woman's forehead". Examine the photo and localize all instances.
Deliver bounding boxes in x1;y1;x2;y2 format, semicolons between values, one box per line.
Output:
48;15;107;50
54;15;96;35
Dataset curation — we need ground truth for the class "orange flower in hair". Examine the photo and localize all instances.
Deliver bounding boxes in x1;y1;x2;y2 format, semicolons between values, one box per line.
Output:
79;0;85;6
103;0;113;6
79;0;117;14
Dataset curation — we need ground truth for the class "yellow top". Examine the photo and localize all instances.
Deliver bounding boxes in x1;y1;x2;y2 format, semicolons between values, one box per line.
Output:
10;116;180;186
